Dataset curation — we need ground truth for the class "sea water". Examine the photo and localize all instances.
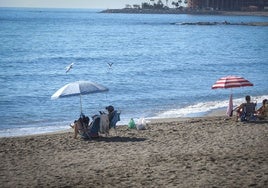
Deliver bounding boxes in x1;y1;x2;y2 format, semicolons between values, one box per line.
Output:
0;8;267;137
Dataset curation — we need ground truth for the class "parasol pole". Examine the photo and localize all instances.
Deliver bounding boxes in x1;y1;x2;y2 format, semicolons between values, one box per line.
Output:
80;94;83;116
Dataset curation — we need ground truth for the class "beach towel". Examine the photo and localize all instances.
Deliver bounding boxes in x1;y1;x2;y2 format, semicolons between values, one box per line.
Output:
226;94;233;117
99;114;109;134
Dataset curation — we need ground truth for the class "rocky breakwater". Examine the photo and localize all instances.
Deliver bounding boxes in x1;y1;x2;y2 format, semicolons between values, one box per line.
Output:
100;8;228;15
174;21;268;26
100;8;268;17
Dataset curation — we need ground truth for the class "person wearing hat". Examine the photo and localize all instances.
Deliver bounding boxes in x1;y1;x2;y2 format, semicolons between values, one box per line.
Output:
106;105;115;123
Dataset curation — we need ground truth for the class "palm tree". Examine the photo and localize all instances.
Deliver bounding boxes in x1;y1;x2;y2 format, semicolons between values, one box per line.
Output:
178;0;182;7
171;1;175;8
150;0;155;5
184;0;188;7
172;1;179;8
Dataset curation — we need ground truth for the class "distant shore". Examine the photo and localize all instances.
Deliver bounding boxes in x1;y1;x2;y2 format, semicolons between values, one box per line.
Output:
101;8;268;17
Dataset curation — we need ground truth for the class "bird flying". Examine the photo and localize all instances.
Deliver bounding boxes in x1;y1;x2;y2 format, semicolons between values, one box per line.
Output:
66;63;74;73
107;63;113;68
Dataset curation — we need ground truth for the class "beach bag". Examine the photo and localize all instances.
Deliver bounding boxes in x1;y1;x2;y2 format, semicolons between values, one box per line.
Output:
136;118;146;130
128;118;136;129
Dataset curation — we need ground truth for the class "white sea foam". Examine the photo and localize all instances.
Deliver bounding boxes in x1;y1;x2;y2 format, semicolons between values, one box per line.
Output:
1;95;267;138
1;9;267;138
153;95;268;119
0;123;70;138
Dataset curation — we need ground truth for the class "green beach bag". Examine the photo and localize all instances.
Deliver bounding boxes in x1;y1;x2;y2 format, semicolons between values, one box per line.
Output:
128;118;136;129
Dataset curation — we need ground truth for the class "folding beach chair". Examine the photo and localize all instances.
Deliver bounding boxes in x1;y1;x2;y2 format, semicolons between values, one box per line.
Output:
240;103;256;122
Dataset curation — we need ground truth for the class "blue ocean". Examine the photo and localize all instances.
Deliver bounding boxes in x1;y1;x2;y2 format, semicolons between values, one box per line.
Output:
0;8;267;137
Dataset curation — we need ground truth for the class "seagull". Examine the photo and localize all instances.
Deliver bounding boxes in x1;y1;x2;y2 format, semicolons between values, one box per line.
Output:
107;63;113;69
65;63;74;73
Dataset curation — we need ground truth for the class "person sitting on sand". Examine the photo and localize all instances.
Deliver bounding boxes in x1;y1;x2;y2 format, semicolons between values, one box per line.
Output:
81;114;89;129
72;119;87;139
106;105;120;126
105;105;115;123
105;105;120;135
256;99;268;120
71;115;90;139
235;95;256;121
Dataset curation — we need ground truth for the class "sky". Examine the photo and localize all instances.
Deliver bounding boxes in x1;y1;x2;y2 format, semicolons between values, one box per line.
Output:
0;0;177;9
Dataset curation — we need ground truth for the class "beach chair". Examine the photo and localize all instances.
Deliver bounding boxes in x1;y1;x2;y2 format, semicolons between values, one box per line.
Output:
109;110;120;135
88;115;101;138
240;103;256;122
109;110;120;128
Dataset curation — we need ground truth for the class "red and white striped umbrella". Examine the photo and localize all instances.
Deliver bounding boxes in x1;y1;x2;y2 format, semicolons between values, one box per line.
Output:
212;76;253;89
211;75;253;117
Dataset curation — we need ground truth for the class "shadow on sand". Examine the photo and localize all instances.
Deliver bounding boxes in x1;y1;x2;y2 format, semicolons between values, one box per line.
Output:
87;136;147;143
247;120;268;124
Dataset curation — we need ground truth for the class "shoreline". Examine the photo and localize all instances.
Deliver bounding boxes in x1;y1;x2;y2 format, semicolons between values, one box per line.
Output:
0;108;227;138
1;115;267;187
101;8;268;17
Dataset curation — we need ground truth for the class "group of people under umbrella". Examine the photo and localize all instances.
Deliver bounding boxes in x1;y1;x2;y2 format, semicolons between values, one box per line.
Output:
233;95;267;122
51;80;120;139
70;105;120;139
51;75;267;139
212;75;268;122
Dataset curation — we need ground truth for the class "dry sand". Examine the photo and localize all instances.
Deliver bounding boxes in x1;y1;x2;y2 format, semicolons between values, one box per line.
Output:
0;116;268;187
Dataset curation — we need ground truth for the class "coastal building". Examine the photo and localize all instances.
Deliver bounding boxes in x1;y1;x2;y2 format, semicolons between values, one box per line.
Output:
187;0;268;11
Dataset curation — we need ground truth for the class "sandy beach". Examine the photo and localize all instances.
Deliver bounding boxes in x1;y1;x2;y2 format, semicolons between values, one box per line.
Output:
0;116;268;187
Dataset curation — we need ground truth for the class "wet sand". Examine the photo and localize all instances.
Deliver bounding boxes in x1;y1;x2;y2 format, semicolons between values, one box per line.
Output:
0;116;268;187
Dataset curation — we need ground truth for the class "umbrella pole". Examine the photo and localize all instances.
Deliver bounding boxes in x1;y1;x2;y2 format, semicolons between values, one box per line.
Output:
80;94;83;115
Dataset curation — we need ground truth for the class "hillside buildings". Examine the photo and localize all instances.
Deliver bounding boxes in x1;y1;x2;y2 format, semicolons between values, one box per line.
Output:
187;0;268;11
